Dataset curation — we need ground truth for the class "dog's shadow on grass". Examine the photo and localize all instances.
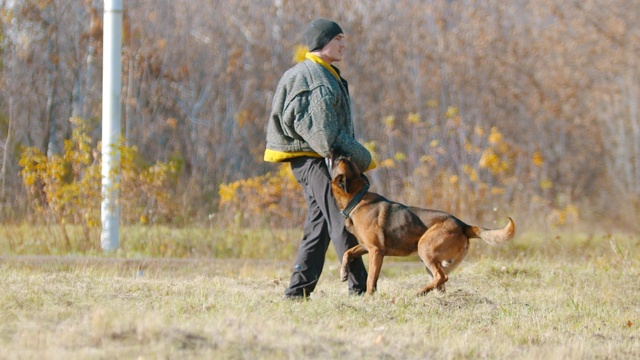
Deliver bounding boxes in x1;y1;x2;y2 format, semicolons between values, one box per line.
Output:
429;288;496;309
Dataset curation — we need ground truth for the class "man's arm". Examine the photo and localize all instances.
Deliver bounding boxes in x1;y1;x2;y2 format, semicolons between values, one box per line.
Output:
294;92;373;172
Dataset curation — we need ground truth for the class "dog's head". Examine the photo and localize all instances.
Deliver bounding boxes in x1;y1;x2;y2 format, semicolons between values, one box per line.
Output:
329;154;369;195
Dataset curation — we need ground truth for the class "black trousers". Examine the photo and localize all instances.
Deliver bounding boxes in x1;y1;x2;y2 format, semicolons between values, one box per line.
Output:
284;157;368;297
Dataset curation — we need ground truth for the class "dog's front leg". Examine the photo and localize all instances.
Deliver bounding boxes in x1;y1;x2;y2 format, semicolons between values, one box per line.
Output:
366;247;385;294
340;244;368;282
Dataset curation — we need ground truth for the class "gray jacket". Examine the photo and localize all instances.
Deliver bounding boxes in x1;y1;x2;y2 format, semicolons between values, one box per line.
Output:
264;59;372;172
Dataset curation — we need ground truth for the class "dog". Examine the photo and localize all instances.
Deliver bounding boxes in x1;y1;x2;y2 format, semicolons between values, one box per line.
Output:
330;155;515;296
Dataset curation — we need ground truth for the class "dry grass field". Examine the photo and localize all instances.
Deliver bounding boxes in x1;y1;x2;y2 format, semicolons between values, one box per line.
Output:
1;231;639;359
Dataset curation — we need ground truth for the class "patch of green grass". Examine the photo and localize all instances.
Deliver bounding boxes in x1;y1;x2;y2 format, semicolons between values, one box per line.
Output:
0;225;305;260
3;224;638;265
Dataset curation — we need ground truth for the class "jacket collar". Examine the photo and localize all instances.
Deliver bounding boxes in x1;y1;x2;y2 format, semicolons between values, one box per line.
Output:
305;52;341;81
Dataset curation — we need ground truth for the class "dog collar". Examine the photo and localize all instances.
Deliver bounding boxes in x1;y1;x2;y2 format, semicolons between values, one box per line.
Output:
340;183;370;218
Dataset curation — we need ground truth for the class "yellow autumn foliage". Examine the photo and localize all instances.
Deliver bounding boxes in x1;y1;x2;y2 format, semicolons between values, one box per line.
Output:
532;152;544;167
488;127;503;144
370;109;534;223
407;113;420;124
547;205;579;228
380;158;396;168
384;115;395;128
19;117;182;228
445;106;459;118
218;164;303;226
463;164;479;182
540;179;554;190
394;152;407;161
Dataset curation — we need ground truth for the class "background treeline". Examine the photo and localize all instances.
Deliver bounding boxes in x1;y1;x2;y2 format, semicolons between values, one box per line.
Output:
0;0;638;232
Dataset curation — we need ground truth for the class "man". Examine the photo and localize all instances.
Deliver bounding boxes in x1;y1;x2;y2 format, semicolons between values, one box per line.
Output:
264;18;375;298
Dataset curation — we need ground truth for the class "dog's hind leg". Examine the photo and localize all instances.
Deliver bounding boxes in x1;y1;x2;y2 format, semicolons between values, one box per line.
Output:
417;256;447;295
416;232;448;296
423;266;445;292
340;244;368;282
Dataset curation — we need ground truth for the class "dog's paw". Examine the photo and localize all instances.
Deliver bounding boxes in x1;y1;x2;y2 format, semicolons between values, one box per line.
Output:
340;267;348;282
416;287;434;297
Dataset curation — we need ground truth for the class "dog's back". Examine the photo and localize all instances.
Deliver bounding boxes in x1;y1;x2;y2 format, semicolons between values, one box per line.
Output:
408;206;464;228
408;206;515;246
348;193;428;256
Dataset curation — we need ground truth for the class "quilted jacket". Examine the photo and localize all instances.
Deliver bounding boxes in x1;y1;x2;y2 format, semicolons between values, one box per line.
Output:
264;54;373;173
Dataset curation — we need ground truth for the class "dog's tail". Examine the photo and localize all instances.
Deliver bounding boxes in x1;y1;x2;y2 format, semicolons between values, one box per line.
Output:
465;217;515;246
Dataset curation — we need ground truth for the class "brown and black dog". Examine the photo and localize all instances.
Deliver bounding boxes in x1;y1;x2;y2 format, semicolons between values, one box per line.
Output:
330;156;515;296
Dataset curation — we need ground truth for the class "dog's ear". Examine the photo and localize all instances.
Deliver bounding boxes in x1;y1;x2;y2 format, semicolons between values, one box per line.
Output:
329;148;337;162
335;173;349;193
361;173;370;185
328;148;343;169
329;148;348;162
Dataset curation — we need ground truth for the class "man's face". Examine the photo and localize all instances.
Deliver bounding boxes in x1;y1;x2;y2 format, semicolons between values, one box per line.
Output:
319;34;346;63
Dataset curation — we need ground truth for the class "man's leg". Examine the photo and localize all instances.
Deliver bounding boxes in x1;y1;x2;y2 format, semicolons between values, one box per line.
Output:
288;157;368;295
284;195;331;297
285;159;331;297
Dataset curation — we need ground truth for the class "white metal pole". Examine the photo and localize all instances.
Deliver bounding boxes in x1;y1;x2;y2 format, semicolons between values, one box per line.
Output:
101;0;123;252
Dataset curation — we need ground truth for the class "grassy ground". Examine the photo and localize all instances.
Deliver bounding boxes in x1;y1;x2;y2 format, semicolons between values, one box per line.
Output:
0;230;639;359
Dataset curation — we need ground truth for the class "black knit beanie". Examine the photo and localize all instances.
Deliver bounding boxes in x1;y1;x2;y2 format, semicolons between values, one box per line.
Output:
303;19;344;52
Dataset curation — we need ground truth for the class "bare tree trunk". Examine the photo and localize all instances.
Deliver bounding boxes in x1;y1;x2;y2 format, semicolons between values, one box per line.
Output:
1;98;11;203
625;72;640;194
125;57;135;146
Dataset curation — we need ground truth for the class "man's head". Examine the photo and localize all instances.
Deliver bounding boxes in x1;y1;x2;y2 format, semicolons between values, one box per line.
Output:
303;18;344;52
303;19;346;64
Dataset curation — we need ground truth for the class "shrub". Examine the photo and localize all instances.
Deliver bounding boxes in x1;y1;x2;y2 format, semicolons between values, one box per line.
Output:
218;164;304;227
19;117;182;232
